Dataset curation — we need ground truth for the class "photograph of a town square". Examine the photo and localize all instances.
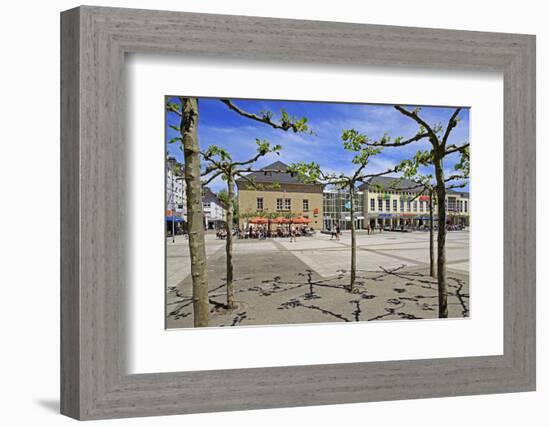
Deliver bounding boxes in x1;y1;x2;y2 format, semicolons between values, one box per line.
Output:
165;97;470;328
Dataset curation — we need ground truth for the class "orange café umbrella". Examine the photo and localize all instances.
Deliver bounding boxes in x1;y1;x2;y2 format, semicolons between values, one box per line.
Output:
249;217;268;224
272;216;291;224
292;216;312;224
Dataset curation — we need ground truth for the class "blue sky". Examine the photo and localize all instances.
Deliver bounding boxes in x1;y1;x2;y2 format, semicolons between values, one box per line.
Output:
166;97;470;193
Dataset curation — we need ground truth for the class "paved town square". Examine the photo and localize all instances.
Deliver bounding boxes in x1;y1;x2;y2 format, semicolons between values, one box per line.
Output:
166;230;469;328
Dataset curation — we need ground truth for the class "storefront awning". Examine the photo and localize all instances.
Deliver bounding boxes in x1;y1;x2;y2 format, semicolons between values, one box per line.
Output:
166;216;185;222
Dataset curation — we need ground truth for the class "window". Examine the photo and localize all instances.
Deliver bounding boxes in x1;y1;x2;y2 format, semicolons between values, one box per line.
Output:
385;199;390;211
400;200;404;212
370;198;375;210
464;200;468;212
407;201;411;212
303;199;309;211
393;199;397;212
256;197;264;211
413;201;417;212
448;197;457;212
284;198;291;211
378;199;383;211
276;198;283;211
203;202;211;208
419;201;424;212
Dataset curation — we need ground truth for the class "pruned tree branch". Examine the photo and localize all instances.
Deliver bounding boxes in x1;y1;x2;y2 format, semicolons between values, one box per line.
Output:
201;170;224;186
234;172;261;189
394;106;439;142
166;103;182;117
441;108;462;147
445;142;470;155
444;173;467;182
446;182;468;190
356;167;399;184
220;99;309;133
367;132;430;148
232;151;265;167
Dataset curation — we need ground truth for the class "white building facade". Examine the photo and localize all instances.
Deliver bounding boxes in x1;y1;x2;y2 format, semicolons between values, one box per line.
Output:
360;176;469;230
202;187;226;230
166;160;187;235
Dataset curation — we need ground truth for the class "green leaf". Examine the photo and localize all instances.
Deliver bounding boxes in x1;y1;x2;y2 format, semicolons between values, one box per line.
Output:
166;102;181;113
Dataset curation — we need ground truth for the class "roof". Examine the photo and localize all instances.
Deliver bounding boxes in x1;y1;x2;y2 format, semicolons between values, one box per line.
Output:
359;176;424;192
235;161;308;185
447;190;470;199
166;157;185;175
359;176;470;198
202;187;222;205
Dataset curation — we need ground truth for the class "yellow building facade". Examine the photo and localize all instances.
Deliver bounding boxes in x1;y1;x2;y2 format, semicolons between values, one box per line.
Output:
236;161;324;230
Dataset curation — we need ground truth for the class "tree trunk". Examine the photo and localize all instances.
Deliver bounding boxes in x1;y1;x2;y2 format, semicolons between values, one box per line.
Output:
349;185;357;292
180;97;209;327
429;190;435;278
225;175;236;309
434;160;448;318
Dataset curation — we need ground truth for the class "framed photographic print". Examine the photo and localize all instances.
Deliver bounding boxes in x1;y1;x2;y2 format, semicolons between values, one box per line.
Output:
61;6;536;420
164;97;472;329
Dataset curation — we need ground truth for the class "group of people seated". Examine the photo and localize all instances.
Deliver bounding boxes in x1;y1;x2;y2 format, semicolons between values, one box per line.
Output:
215;229;228;239
241;225;315;239
215;225;315;240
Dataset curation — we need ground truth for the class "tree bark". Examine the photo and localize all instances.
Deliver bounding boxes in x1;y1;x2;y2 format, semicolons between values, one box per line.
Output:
349;185;357;292
180;97;209;327
225;175;236;309
429;190;435;278
434;160;448;318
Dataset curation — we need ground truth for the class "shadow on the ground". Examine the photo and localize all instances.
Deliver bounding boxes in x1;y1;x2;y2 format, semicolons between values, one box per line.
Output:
35;399;59;414
167;265;469;327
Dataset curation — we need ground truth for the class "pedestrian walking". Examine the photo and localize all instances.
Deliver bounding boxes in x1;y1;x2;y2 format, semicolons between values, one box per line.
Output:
336;224;341;241
289;225;297;243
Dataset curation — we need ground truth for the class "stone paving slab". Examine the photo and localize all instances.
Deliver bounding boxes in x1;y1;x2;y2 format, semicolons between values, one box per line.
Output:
289;247;417;277
233;240;278;254
447;261;470;273
166;236;225;288
370;247;469;266
273;237;347;251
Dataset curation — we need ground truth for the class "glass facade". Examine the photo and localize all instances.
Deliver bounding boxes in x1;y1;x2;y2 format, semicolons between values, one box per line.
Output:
323;190;364;230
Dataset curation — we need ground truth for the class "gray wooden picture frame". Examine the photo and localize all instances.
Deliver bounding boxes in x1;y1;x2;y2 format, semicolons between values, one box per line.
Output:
60;5;536;421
